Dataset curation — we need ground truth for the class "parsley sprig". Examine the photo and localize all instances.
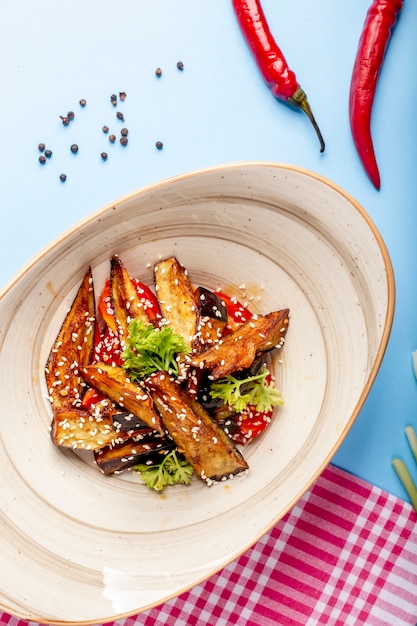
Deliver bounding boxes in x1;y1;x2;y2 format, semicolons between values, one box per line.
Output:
121;319;191;380
133;450;194;491
210;366;284;413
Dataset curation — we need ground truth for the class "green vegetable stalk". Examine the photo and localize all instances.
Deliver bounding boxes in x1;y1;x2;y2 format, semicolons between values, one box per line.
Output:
392;355;417;513
392;457;417;513
392;425;417;514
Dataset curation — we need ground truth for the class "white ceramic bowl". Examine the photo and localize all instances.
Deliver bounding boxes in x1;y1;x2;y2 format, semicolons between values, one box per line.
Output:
0;162;394;624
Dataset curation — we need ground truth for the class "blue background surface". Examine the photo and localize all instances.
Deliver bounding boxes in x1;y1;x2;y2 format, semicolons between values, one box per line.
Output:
1;0;417;501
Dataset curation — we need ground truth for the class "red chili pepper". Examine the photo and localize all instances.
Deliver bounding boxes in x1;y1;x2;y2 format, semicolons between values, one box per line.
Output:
95;277;162;367
131;277;162;322
97;278;162;332
81;387;106;410
97;279;117;334
349;0;403;189
214;291;252;332
232;0;325;152
94;325;123;366
231;406;274;446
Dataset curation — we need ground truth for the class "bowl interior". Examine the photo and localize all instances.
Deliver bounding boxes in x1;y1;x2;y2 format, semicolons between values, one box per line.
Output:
0;162;394;624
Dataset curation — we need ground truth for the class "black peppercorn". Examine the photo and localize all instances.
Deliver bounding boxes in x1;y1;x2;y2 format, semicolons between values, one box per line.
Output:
177;61;184;71
79;99;87;107
109;134;116;143
70;144;79;154
38;143;45;152
59;173;67;182
119;91;126;101
44;149;53;158
155;67;162;77
67;111;75;121
110;94;117;106
155;141;163;150
120;137;128;146
39;155;46;164
121;128;128;137
101;152;108;161
116;111;124;122
102;125;109;133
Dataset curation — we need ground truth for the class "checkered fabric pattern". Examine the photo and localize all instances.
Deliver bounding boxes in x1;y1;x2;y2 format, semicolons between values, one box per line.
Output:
2;464;417;626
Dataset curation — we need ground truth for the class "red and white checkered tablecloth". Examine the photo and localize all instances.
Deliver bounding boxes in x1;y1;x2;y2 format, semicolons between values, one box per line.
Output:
2;464;417;626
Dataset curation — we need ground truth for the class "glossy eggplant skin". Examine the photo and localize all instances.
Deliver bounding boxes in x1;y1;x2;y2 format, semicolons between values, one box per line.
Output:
188;308;289;379
195;286;228;323
81;362;164;434
146;371;248;484
112;411;151;432
153;256;199;350
197;354;267;411
94;435;175;474
184;287;228;399
193;286;228;353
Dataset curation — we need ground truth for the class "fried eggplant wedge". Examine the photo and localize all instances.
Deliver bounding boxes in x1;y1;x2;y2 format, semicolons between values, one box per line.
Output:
146;371;249;484
51;406;122;451
185;287;229;397
50;405;159;451
110;255;159;346
188;308;290;380
81;362;164;434
45;266;95;411
154;256;199;350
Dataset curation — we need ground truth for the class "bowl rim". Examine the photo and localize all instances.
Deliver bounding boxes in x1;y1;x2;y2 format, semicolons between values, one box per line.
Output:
0;161;396;624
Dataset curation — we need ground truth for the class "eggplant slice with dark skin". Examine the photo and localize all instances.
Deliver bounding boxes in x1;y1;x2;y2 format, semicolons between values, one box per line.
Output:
112;411;153;433
187;308;290;379
50;406;148;451
185;286;229;398
193;286;228;353
45;266;96;412
81;362;165;434
94;433;175;475
110;255;160;346
153;256;199;351
145;371;249;484
45;266;99;448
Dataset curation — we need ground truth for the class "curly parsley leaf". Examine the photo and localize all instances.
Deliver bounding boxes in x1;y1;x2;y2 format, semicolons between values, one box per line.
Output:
121;319;191;380
133;450;194;491
210;366;284;413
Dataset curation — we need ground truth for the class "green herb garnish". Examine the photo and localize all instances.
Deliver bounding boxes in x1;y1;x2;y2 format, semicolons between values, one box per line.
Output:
134;450;194;491
210;366;284;413
122;319;191;380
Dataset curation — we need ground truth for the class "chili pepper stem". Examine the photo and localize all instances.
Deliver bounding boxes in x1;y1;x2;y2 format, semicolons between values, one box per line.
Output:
289;87;325;153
